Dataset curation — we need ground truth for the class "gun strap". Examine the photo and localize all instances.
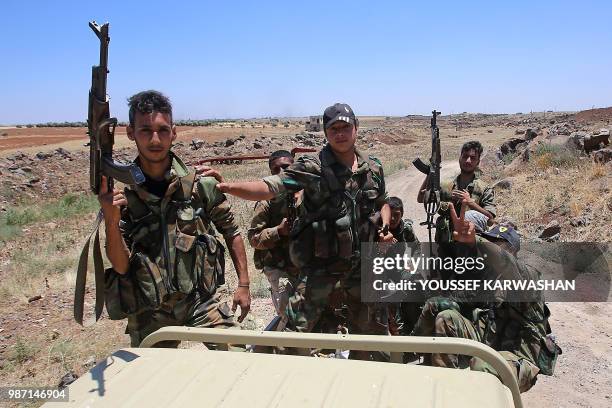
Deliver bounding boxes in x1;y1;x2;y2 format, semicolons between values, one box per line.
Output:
74;210;105;325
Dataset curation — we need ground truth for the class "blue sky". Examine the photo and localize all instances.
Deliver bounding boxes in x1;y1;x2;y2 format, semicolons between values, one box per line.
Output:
1;0;611;123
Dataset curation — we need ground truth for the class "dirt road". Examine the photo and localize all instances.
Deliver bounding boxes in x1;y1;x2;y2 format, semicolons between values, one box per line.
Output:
386;164;612;408
386;160;459;242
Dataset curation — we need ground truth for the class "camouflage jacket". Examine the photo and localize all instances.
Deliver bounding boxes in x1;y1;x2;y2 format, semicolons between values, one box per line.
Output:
436;172;496;243
439;171;496;218
107;153;239;318
263;144;388;275
247;193;296;272
437;238;558;375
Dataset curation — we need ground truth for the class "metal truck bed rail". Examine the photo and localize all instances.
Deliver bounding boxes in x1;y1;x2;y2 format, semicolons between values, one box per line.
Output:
141;327;522;408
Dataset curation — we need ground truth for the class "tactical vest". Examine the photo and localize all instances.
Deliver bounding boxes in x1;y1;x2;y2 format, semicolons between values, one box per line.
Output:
289;148;384;275
435;175;489;243
104;174;226;320
252;194;295;271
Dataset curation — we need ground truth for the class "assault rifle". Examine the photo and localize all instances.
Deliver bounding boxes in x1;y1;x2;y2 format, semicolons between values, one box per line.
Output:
413;110;442;254
87;21;144;194
75;21;145;326
193;147;316;166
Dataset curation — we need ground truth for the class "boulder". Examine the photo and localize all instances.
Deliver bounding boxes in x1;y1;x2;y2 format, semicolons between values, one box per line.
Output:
593;148;612;164
538;220;561;240
492;178;513;190
525;128;538;141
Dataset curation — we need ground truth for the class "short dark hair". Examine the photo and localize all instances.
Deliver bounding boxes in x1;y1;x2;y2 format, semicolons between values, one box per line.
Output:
461;140;483;157
268;150;293;168
128;90;173;127
388;196;404;214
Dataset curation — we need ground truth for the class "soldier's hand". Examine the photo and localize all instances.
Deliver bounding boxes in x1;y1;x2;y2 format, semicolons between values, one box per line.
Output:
277;218;290;236
232;286;251;323
379;232;396;244
195;165;224;183
98;176;126;224
450;200;476;245
451;189;473;205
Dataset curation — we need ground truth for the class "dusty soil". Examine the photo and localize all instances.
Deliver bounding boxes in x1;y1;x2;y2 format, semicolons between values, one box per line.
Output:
0;112;610;407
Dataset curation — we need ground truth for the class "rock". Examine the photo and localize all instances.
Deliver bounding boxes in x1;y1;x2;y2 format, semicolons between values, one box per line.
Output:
28;295;42;303
515;129;524;135
499;138;525;155
51;329;60;340
55;147;71;158
58;372;79;389
36;152;53;160
253;142;263;149
12;168;28;177
538;220;561;240
525;128;538;141
567;131;589;150
190;139;204;150
570;217;589;227
584;133;610;153
492;178;512;190
83;355;96;369
487;129;493;133
593;148;612;164
224;138;234;147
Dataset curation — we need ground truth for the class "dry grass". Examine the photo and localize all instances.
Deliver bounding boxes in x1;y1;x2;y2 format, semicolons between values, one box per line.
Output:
496;150;611;241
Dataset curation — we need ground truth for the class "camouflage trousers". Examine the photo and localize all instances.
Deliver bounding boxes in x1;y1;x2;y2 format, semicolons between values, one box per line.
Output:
126;290;238;348
286;274;388;360
412;297;539;393
263;266;300;318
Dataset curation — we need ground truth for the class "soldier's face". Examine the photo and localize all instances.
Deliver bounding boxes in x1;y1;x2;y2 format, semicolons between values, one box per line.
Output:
325;121;357;154
390;208;403;229
459;148;480;173
269;157;294;175
127;112;177;165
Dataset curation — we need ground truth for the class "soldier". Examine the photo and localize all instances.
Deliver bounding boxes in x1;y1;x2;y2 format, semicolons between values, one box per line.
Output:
411;202;561;392
98;90;251;347
247;150;300;318
417;140;496;242
217;103;394;358
385;197;422;336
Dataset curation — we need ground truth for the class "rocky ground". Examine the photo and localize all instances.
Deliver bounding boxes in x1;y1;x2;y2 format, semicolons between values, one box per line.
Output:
0;111;610;407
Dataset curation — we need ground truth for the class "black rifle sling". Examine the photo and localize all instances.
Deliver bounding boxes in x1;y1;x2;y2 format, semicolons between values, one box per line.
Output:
74;210;105;325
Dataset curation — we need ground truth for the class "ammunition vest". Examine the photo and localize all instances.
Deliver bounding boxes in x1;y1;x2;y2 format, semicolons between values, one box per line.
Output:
104;174;226;320
289;148;384;275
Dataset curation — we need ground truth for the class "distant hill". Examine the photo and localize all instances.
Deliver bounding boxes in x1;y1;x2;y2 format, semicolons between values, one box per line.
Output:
576;107;612;122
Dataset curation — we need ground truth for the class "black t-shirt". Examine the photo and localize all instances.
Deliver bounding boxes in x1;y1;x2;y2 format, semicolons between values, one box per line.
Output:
143;174;169;198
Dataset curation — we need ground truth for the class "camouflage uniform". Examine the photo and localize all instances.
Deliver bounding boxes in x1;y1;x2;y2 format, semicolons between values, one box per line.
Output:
248;194;300;317
410;239;560;393
436;172;496;243
111;153;239;347
263;144;388;337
